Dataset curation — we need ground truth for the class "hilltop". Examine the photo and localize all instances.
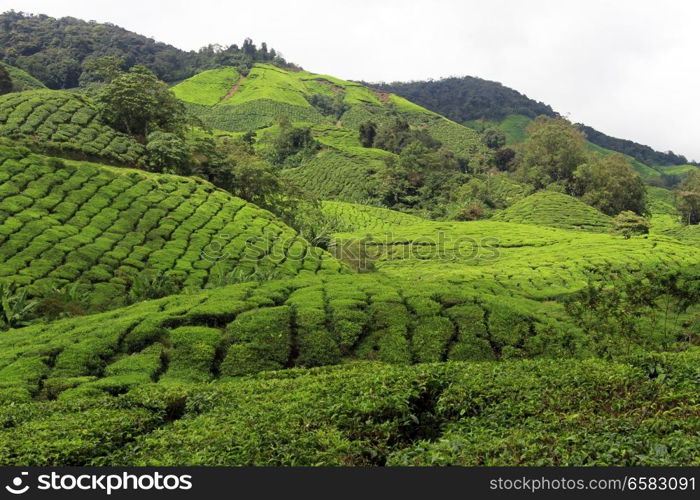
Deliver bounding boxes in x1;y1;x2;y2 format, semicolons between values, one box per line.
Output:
376;77;696;168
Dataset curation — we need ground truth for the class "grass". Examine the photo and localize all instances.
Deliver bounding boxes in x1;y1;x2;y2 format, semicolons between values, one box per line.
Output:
492;191;612;232
0;90;145;165
0;146;341;306
171;67;240;106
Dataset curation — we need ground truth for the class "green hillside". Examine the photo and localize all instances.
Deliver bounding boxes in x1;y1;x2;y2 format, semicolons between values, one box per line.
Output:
492;191;612;232
321;201;424;232
0;19;699;468
171;67;241;106
1;63;47;92
0;146;341;307
656;164;699;176
175;63;489;203
0;90;145;165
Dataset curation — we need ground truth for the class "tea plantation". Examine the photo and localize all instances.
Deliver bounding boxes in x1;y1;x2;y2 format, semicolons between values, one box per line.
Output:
0;58;699;468
492;191;612;232
0;90;145;165
0;146;340;306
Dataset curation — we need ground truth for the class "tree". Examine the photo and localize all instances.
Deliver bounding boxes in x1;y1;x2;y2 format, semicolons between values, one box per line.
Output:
0;65;12;95
482;128;506;149
79;55;125;86
677;169;700;225
519;116;588;187
97;66;187;137
264;122;318;166
572;153;647;215
612;211;651;238
358;121;377;148
145;132;192;175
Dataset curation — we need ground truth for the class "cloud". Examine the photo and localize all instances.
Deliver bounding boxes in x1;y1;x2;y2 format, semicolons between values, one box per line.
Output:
3;0;698;160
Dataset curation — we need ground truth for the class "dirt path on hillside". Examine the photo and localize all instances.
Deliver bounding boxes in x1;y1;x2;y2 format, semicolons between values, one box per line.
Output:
220;75;244;103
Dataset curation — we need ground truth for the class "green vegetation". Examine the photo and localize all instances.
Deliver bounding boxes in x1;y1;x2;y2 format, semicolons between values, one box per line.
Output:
0;146;340;309
0;63;46;93
0;12;293;88
492;191;612;232
0;23;699;467
171;68;241;106
0;90;145;165
377;77;695;168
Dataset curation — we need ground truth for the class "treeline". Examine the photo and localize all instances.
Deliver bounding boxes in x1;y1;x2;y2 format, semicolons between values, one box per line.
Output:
376;76;696;168
578;125;696;167
0;11;295;89
371;76;556;122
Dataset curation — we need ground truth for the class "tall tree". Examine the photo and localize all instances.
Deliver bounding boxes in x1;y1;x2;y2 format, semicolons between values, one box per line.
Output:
677;169;700;225
519;116;588;187
96;66;186;137
0;65;12;95
572;153;647;215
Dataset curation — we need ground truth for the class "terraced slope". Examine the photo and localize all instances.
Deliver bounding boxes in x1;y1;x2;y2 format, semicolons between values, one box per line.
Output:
0;146;341;305
1;63;46;92
492;191;612;232
322;201;424;232
0;90;145;165
332;219;700;299
179;64;489;202
171;67;241;106
0;284;696;465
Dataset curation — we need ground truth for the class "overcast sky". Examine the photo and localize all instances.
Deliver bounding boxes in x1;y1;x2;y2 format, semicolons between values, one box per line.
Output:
3;0;698;161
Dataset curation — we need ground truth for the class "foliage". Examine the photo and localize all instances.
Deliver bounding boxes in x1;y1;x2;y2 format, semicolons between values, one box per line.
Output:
0;65;11;96
0;63;46;92
566;272;700;356
612;211;651;239
372;76;556;122
171;67;240;106
493;192;613;232
376;76;694;167
261;122;319;167
358;121;377;147
0;12;291;88
0;146;340;308
0;90;145;165
0;281;37;330
35;282;91;320
579;124;695;167
145;132;192;175
124;270;183;305
676;170;700;225
572;153;648;216
97;66;187;137
518;116;588;188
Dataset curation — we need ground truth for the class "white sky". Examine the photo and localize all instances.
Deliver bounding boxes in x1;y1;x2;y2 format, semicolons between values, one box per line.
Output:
3;0;699;161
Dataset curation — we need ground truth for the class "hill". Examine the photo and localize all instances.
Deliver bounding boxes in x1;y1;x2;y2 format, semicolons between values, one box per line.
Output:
491;191;612;232
479;113;664;180
377;77;695;167
0;146;341;307
0;90;145;165
0;11;291;89
177;63;489;204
